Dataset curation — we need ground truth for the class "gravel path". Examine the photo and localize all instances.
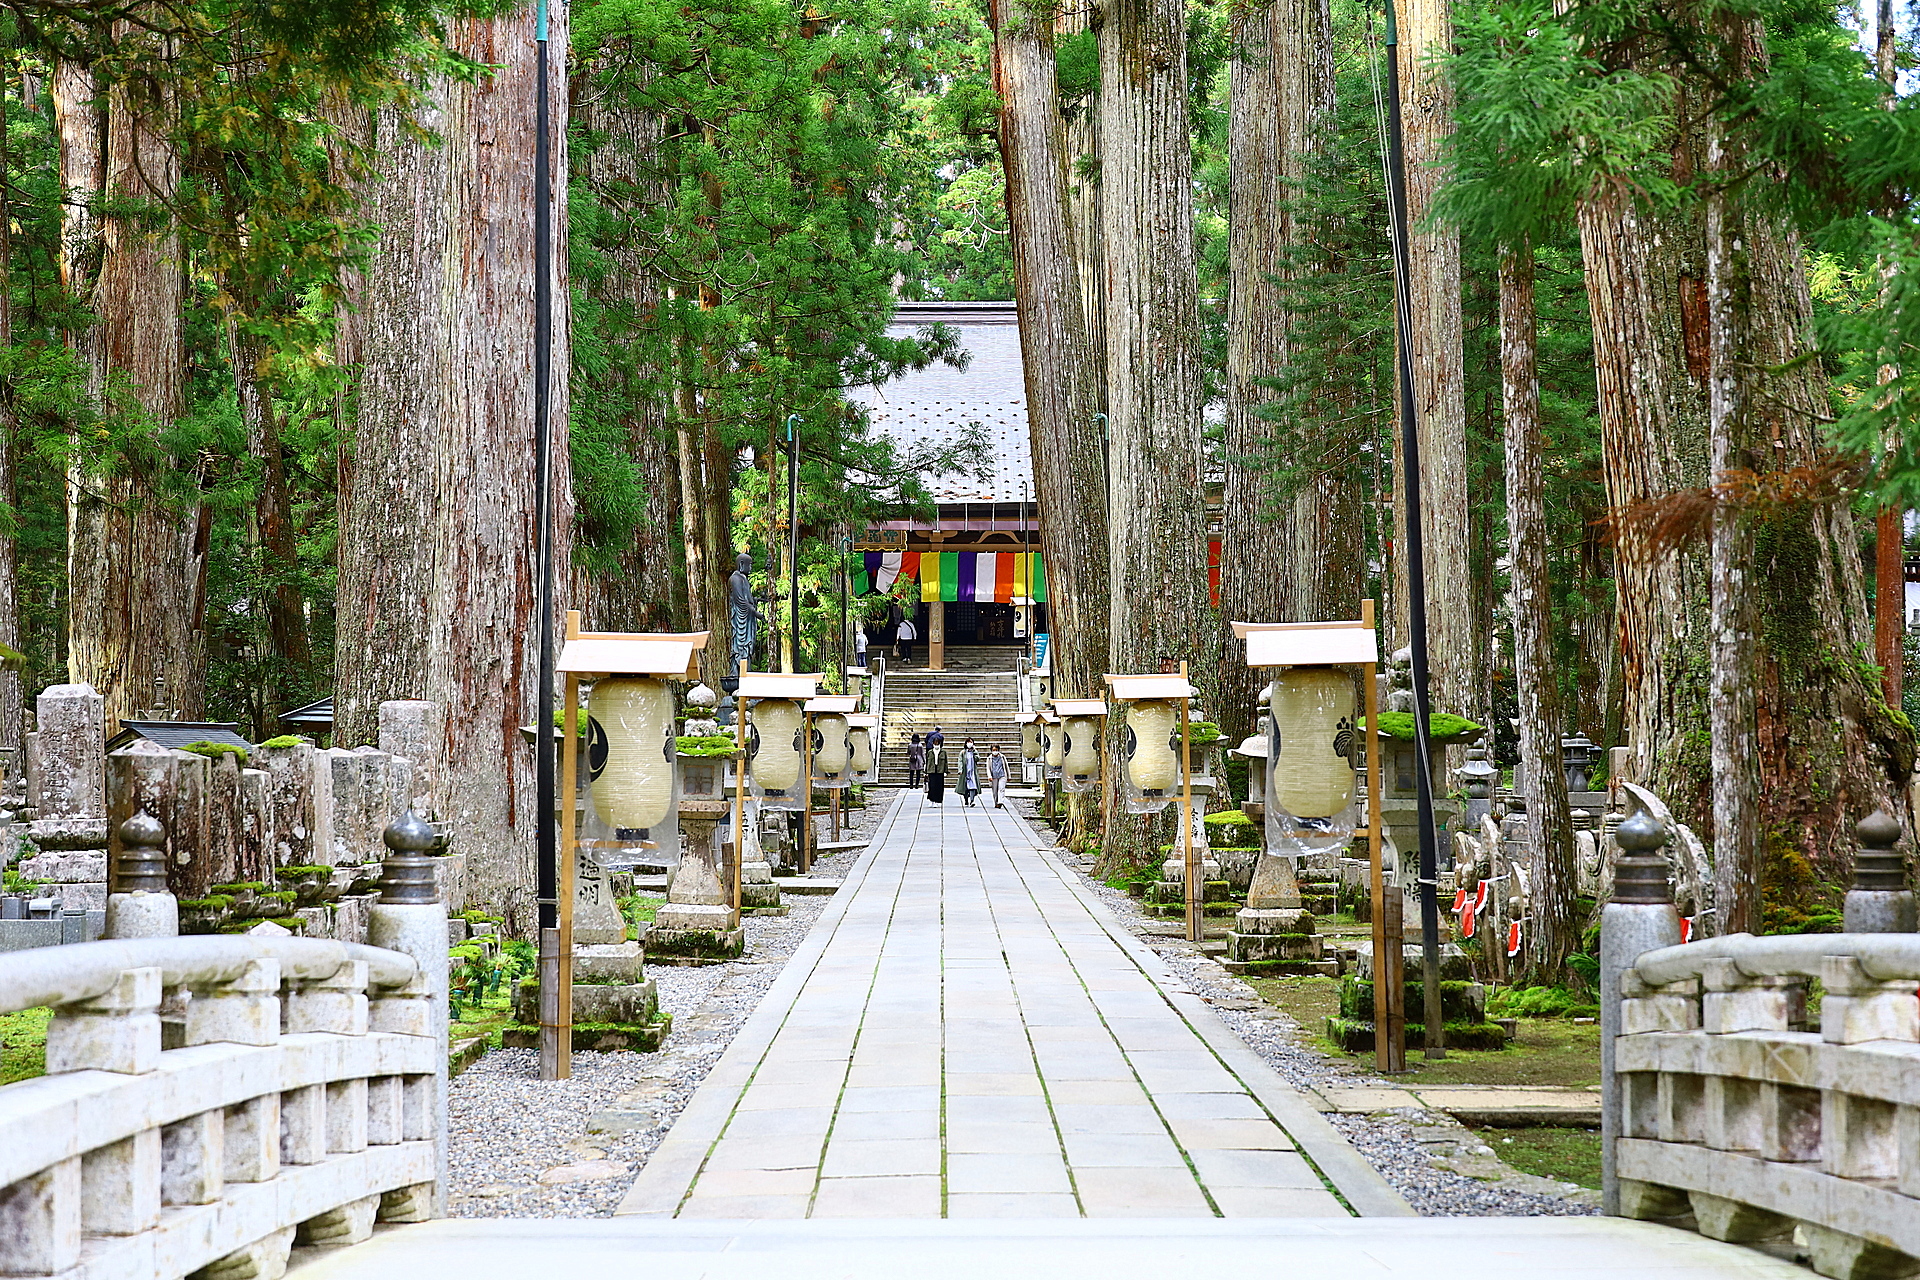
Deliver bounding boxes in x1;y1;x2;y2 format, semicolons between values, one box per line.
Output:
445;792;894;1219
1021;799;1599;1218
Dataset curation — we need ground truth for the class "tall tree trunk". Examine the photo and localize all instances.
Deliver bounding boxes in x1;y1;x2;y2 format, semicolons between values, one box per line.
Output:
336;12;572;915
1500;247;1576;982
1873;0;1903;709
1705;65;1763;934
65;59;205;730
230;327;313;734
1392;0;1473;734
1220;0;1354;753
0;72;17;767
1099;0;1212;864
1578;175;1713;833
989;0;1108;705
1059;10;1104;396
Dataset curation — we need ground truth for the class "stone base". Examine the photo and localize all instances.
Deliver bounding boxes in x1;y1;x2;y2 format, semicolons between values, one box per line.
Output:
1226;929;1323;965
645;924;746;961
573;941;646;985
1233;907;1315;935
18;848;105;880
512;977;659;1025
743;905;790;917
1160;857;1222;884
1221;958;1340;977
742;881;784;911
45;881;106;912
24;820;108;851
501;1016;670;1053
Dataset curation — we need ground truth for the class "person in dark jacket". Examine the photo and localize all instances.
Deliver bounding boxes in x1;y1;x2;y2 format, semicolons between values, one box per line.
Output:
959;740;981;807
925;741;950;803
906;733;926;788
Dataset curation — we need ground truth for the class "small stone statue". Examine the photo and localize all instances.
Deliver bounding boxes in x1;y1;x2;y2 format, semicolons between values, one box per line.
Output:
683;683;721;737
728;553;764;672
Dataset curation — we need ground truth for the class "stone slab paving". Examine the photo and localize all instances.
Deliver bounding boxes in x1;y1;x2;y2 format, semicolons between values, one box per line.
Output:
290;1216;1812;1280
616;790;1409;1219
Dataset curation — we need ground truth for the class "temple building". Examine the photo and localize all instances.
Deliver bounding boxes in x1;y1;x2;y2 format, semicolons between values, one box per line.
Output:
850;301;1046;670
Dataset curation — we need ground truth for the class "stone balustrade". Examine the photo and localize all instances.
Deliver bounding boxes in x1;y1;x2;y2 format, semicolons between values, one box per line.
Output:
0;935;446;1280
1609;932;1920;1280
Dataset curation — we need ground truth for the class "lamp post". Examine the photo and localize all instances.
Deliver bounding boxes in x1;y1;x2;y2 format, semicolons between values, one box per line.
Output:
785;414;802;674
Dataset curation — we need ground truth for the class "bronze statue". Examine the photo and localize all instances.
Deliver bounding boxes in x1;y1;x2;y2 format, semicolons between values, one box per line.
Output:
728;553;764;671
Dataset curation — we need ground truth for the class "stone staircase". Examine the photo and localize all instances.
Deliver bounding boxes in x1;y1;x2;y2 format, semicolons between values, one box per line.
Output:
878;648;1022;785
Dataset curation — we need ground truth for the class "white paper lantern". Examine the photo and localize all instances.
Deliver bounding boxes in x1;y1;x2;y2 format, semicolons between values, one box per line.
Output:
813;711;851;784
1125;700;1181;795
1043;718;1064;771
750;698;804;795
1268;667;1356;819
1062;715;1101;781
848;725;874;780
1020;719;1043;761
588;676;677;830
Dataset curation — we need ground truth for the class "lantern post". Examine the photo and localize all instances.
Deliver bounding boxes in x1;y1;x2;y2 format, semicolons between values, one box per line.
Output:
1104;670;1203;941
732;659;747;920
1234;603;1401;1071
546;619;709;1080
736;671;821;873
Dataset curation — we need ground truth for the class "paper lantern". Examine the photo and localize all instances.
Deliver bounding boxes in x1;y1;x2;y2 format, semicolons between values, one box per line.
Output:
1042;717;1064;773
749;698;804;797
1265;667;1360;856
848;724;875;782
1020;718;1042;762
588;676;677;831
1125;700;1180;795
812;711;851;787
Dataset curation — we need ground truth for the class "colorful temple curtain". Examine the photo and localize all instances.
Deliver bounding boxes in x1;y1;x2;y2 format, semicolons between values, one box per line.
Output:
901;551;1046;603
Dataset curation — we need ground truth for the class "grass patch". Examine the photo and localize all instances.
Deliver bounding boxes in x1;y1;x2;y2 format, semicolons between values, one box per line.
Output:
1481;1125;1602;1189
450;986;516;1047
620;893;666;940
1248;974;1600;1086
1;1007;50;1085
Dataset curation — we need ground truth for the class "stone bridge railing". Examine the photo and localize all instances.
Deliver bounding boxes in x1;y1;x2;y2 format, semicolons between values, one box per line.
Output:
1604;809;1920;1280
0;812;447;1280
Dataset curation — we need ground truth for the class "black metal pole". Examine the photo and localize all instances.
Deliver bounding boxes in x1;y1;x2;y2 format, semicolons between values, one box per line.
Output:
1384;1;1446;1059
533;1;557;936
840;535;850;684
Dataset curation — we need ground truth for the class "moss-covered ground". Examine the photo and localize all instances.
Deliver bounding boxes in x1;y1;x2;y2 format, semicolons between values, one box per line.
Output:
1479;1125;1603;1189
1248;973;1601;1087
1;1007;49;1086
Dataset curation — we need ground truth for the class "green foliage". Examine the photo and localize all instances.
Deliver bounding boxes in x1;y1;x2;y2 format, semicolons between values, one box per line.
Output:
676;734;738;757
1360;713;1485;743
1487;986;1599;1019
180;741;249;764
1183;720;1223;746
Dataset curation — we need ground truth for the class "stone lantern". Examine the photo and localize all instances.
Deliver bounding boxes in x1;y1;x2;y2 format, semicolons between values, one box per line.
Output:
1457;746;1499;827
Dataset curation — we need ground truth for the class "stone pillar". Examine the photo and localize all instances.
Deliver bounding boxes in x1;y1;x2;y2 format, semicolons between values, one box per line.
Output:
1600;808;1683;1217
21;684;109;913
378;700;443;816
366;810;449;1217
648;799;744;959
737;796;785;914
929;599;945;671
1844;810;1916;933
259;740;332;870
1227;852;1325;971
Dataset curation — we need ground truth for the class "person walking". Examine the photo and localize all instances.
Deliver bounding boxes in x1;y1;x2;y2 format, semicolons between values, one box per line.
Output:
896;614;917;665
925;739;949;804
906;733;926;788
855;625;869;667
987;744;1008;808
927;724;945;748
959;740;981;807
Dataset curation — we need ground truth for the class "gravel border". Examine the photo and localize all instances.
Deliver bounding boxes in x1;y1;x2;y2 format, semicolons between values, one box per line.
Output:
445;791;896;1219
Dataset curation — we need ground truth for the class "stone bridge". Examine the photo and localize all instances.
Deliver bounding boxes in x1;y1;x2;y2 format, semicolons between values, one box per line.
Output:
4;797;1916;1280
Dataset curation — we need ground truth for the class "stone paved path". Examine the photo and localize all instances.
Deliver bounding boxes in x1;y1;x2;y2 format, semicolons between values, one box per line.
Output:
616;791;1409;1219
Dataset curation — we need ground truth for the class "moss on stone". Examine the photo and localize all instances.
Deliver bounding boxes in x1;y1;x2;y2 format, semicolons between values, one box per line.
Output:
1360;712;1484;743
181;741;249;764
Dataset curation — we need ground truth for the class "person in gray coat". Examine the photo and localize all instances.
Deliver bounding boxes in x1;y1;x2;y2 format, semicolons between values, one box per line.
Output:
959;739;981;807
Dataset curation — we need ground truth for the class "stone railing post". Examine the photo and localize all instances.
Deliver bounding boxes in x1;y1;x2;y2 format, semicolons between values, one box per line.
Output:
104;809;177;940
1601;808;1683;1217
366;809;447;1220
1844;810;1916;933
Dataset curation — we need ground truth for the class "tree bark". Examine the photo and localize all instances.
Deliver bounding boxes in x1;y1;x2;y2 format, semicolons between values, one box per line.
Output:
989;0;1109;705
0;72;17;766
1391;0;1473;733
230;326;314;734
335;12;572;915
63;57;205;730
1098;0;1212;864
1220;0;1354;751
1578;175;1714;831
1500;247;1576;982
